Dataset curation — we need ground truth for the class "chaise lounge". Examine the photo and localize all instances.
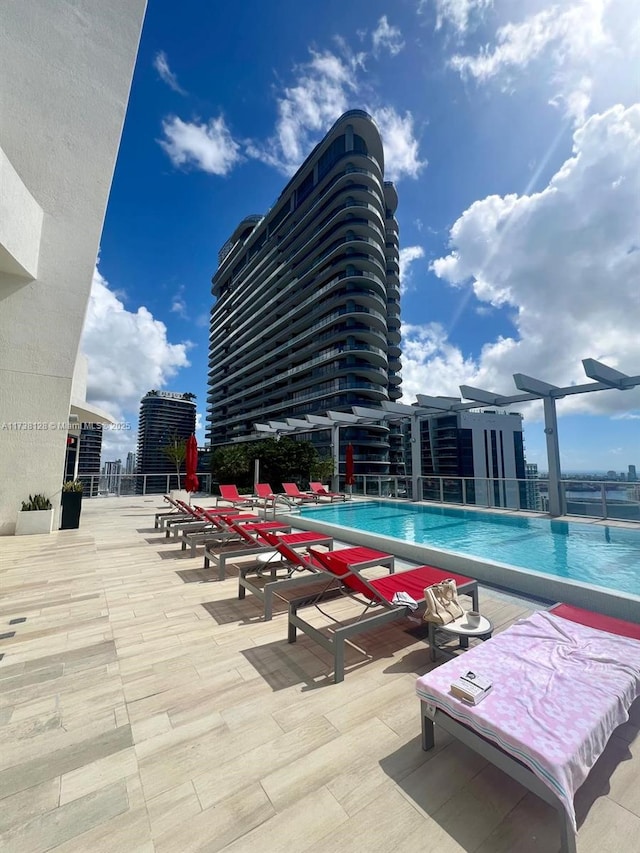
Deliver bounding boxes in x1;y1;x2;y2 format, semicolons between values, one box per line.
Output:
416;606;640;853
287;547;479;682
309;482;347;501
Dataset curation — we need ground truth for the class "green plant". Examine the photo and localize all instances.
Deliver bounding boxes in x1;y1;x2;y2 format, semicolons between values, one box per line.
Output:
21;494;53;511
310;456;335;484
62;480;84;493
160;435;187;484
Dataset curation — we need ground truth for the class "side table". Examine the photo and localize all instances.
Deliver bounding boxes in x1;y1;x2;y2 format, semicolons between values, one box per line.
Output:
428;613;493;661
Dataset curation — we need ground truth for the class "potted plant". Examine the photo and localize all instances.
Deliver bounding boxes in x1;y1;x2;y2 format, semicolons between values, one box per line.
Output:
60;480;83;529
16;493;54;535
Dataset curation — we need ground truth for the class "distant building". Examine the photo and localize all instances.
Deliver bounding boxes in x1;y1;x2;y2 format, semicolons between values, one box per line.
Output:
136;391;196;494
525;463;542;511
125;452;137;475
103;460;122;494
207;110;401;475
628;464;637;482
64;424;103;497
418;411;527;509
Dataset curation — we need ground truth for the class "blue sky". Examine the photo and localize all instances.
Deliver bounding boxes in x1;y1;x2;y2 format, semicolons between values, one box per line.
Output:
84;0;640;473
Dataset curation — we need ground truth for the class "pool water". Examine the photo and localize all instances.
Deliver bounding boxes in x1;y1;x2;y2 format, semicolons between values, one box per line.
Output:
300;501;640;596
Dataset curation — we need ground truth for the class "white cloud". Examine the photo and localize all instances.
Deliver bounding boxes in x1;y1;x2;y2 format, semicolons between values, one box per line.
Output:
399;245;425;294
246;50;357;175
153;51;186;95
81;264;191;423
372;16;405;56
170;286;188;319
248;48;425;182
370;106;427;181
159;115;242;175
450;0;640;124
422;0;493;35
402;104;640;418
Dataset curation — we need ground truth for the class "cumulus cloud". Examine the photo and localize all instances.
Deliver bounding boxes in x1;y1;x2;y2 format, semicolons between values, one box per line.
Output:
246;50;358;174
247;48;425;182
450;0;639;124
372;16;405;56
399;245;425;294
153;51;186;95
159;115;242;175
402;104;640;418
370;106;427;181
81;264;191;423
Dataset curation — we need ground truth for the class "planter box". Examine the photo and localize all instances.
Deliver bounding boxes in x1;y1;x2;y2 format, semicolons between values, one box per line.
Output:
15;508;54;535
60;492;82;529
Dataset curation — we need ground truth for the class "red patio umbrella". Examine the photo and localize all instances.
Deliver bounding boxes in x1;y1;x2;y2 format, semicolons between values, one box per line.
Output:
345;443;355;488
184;434;199;495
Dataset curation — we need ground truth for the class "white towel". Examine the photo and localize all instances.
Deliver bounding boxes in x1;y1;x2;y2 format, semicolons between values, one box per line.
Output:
392;591;419;611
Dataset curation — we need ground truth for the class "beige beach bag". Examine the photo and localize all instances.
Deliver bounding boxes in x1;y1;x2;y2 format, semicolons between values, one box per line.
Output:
423;579;464;625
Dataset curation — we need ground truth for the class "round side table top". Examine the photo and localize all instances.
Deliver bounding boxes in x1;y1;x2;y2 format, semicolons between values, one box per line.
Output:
438;614;493;636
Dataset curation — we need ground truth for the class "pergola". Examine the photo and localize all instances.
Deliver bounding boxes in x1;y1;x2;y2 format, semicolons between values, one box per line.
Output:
252;359;639;515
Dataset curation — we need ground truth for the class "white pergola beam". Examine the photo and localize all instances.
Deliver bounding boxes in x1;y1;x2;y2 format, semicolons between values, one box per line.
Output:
459;385;508;406
582;358;629;389
513;373;560;396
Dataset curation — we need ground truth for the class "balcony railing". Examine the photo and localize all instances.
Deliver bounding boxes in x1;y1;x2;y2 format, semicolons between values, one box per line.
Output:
336;475;640;521
74;472;213;498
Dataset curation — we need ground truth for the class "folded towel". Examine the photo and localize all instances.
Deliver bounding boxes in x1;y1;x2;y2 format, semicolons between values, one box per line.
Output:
392;591;419;611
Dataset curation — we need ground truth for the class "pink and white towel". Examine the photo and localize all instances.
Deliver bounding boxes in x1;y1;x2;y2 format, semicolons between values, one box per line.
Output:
415;610;640;828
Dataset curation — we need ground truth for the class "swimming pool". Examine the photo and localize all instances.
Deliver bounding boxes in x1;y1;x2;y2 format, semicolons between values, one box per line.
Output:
298;501;640;597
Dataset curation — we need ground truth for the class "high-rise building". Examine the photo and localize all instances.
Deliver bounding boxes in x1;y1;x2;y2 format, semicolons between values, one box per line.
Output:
103;460;122;494
64;424;103;497
207;110;401;475
125;452;137;475
136;391;196;494
628;464;637;482
418;411;527;509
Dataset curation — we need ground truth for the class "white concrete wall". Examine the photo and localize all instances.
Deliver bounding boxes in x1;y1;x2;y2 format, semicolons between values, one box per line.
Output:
0;1;146;534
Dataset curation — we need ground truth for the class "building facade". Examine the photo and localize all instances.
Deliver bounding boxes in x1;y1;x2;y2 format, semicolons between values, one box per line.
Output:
136;391;197;494
0;0;146;533
207;110;401;475
64;424;103;497
418;411;527;509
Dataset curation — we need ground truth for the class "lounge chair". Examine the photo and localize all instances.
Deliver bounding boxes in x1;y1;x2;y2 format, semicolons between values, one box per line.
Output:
154;494;185;528
238;535;391;621
181;508;289;560
205;524;333;586
166;504;255;539
198;512;293;574
254;483;278;503
309;482;347;502
288;549;479;682
282;482;318;503
217;484;259;508
416;609;640;853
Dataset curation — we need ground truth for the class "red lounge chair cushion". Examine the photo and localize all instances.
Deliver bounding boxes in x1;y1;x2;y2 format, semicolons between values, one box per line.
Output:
550;604;640;640
371;566;475;605
318;546;390;573
262;531;331;546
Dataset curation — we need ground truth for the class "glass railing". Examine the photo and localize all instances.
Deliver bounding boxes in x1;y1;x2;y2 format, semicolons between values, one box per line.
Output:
74;472;213;498
336;475;640;521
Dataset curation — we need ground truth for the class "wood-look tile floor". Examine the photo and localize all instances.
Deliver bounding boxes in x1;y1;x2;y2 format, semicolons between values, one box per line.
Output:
0;497;638;852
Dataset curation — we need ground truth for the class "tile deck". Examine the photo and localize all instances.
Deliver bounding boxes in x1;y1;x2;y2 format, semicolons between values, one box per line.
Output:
0;496;638;852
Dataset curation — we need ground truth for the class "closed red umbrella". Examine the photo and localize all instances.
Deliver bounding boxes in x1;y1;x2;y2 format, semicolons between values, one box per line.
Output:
184;434;199;494
345;443;355;488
